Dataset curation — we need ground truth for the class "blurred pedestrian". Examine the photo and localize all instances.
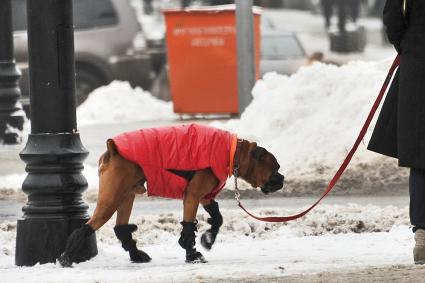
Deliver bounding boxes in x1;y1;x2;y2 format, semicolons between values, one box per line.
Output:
368;0;425;265
347;0;361;23
143;0;153;14
336;0;347;32
321;0;335;29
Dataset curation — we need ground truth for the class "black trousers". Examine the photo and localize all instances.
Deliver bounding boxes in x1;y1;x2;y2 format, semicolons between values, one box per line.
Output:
410;168;425;231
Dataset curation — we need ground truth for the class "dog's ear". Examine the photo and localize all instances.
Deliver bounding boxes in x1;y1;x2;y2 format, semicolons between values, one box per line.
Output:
106;139;118;156
247;142;258;157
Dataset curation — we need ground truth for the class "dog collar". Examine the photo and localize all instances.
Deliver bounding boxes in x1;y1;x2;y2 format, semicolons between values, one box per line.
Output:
229;136;242;177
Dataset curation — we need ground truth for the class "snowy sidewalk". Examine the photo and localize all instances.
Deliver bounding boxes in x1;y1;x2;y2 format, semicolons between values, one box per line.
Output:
0;198;417;282
0;224;415;282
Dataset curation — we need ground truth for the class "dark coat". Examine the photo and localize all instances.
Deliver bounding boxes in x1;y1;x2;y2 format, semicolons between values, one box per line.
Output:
368;0;425;168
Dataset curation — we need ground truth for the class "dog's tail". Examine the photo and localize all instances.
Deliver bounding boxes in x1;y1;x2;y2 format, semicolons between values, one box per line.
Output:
98;139;119;168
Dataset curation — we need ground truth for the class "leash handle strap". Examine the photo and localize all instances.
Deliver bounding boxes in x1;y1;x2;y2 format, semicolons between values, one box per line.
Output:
238;55;401;223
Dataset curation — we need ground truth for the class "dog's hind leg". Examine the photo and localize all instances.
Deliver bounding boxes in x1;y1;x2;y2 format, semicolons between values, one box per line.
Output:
114;193;151;263
59;139;142;267
87;140;143;231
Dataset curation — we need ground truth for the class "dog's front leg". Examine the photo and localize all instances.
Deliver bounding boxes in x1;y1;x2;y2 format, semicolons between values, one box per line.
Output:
180;194;206;263
179;169;218;263
200;199;223;250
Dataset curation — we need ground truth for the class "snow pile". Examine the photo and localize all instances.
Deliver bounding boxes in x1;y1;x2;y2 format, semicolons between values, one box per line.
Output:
213;59;408;192
77;81;177;126
0;174;26;200
1;203;409;247
93;203;409;244
0;174;25;193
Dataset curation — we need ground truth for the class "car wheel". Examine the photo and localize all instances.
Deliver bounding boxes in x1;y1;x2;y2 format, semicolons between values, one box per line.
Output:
150;65;171;102
75;68;105;105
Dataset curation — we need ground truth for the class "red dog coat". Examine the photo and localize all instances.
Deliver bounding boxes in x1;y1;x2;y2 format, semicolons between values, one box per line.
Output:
113;124;236;200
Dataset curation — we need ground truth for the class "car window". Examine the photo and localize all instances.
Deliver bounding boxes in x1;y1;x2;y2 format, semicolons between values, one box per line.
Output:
74;0;118;29
262;35;305;60
12;0;118;31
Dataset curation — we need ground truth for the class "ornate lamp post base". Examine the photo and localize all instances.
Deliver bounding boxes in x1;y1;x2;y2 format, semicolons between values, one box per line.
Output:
16;219;97;266
16;133;97;266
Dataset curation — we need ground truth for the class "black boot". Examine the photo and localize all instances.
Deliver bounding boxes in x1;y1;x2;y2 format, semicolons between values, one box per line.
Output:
58;224;95;267
201;201;223;250
114;224;151;263
179;220;206;263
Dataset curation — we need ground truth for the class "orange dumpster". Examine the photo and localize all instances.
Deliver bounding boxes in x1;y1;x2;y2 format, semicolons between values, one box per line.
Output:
163;6;261;115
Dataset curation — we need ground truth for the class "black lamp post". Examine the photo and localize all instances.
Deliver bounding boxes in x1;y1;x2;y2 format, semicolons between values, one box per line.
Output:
0;0;25;144
15;0;97;266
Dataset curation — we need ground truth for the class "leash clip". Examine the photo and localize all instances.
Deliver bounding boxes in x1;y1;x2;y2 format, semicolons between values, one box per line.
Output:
234;188;240;203
233;165;241;204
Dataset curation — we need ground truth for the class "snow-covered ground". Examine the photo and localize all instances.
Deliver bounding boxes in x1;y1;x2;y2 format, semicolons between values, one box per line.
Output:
0;227;415;282
0;199;415;282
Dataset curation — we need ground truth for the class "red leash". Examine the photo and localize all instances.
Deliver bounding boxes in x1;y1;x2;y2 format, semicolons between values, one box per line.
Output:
236;55;401;222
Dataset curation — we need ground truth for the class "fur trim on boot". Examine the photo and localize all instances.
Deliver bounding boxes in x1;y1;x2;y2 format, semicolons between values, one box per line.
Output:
58;224;95;267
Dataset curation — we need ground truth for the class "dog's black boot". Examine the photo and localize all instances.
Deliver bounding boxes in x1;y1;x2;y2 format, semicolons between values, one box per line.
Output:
186;250;207;264
201;230;218;250
127;241;152;263
58;253;72;268
201;201;223;250
58;224;95;267
179;220;207;263
114;224;151;263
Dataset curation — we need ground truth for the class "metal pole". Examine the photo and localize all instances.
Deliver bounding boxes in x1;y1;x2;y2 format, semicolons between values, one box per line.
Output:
16;0;97;266
236;0;255;115
0;0;25;144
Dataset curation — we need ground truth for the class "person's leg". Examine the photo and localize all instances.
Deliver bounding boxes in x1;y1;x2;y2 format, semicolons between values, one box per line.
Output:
409;168;425;264
349;0;360;23
321;0;333;29
409;168;425;230
337;0;347;33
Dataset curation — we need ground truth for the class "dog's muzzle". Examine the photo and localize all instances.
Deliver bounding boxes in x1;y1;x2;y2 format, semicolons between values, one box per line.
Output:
260;172;284;194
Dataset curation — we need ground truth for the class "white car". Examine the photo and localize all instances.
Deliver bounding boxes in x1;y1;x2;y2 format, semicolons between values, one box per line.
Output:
260;31;308;76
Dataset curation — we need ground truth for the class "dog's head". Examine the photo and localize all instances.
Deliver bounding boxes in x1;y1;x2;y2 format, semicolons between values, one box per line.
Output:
239;141;284;194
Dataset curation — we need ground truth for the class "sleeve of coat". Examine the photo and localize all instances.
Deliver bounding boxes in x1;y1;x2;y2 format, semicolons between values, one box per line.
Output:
383;0;406;52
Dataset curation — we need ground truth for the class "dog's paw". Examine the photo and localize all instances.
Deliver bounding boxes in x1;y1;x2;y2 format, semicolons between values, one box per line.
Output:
58;252;73;268
185;251;207;264
201;230;217;250
130;249;152;263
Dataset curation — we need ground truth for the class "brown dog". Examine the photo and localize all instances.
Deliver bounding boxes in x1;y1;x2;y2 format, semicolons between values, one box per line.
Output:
58;124;284;266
